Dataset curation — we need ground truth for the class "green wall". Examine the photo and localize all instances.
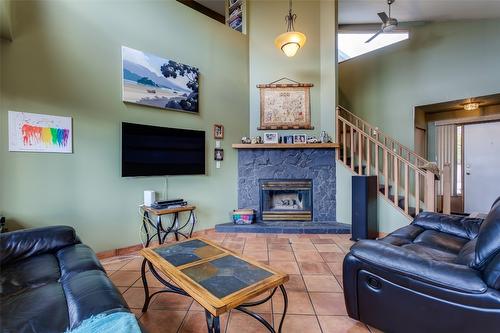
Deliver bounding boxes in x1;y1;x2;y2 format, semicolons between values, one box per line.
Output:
339;19;500;149
0;0;249;252
248;0;337;137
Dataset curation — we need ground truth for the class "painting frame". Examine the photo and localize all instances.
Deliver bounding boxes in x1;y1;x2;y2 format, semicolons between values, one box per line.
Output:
122;46;200;114
213;124;224;139
8;111;73;153
257;82;314;130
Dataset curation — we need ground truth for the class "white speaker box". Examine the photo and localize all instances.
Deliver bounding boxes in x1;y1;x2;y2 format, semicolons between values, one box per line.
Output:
144;191;155;206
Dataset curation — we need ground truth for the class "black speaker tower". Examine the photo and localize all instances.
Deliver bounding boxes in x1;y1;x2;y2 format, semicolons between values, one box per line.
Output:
351;175;378;240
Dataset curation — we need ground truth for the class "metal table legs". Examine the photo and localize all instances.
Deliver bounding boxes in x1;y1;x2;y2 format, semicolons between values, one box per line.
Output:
141;209;197;247
141;258;288;333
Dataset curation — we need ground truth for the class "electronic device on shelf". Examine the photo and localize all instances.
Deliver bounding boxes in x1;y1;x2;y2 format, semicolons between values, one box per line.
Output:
151;199;188;210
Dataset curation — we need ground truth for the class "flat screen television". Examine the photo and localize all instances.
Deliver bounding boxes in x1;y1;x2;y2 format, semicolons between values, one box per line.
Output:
122;122;205;177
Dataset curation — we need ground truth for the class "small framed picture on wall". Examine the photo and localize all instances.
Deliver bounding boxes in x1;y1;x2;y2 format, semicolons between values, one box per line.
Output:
263;132;279;144
213;124;224;139
214;148;224;161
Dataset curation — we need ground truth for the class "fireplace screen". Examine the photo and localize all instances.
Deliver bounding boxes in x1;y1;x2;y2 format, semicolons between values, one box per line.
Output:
260;179;312;221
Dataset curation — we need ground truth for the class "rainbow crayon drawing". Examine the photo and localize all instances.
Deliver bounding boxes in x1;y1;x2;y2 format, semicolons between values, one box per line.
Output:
22;125;70;147
8;111;73;153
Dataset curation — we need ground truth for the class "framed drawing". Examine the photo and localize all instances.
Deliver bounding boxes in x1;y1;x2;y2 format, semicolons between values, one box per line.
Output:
8;111;73;153
257;82;314;130
213;124;224;139
122;46;199;113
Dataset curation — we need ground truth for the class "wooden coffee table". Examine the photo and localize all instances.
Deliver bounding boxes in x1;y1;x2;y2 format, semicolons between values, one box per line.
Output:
140;238;289;333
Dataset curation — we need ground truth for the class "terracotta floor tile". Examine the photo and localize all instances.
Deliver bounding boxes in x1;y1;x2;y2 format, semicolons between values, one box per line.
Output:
310;292;347;315
242;250;269;261
284;274;306;291
293;250;325;262
318;315;370;333
298;234;320;239
269;249;296;261
110;270;141;287
303;275;343;292
139;309;186;333
268;243;292;251
320;252;346;263
298;262;331;275
122;287;152;309
268;261;301;275
120;257;144;271
327;262;343;275
273;314;322;333
226;312;272;333
189;300;204;312
268;237;291;244
272;291;315;315
132;270;169;288
314;244;343;253
311;238;335;244
242;291;273;313
179;311;228;333
150;292;193;310
100;258;131;271
289;237;312;244
291;242;317;251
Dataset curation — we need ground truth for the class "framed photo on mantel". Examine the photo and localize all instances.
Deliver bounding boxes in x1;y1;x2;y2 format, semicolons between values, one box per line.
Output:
257;81;314;130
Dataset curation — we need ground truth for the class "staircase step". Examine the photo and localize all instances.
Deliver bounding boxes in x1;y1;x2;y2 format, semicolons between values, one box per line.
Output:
378;185;392;195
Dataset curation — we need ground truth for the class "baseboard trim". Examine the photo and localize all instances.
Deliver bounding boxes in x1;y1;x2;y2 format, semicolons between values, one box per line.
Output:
96;228;217;259
97;243;144;259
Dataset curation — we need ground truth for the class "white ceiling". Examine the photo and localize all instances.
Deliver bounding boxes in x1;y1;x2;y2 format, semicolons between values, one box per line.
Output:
339;0;500;24
194;0;225;16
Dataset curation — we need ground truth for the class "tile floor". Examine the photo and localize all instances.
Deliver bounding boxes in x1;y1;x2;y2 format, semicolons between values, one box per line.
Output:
100;230;378;333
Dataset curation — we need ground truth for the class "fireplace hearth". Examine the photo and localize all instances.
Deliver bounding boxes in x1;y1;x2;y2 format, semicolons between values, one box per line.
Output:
260;179;312;221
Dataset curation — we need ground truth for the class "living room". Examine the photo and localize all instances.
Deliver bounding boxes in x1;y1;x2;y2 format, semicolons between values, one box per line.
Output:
1;1;499;333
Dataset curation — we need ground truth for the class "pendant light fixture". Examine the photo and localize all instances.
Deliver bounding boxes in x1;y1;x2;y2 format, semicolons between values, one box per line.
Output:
274;0;306;57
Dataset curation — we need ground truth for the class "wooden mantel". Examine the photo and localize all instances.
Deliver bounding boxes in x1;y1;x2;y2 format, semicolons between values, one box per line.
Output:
232;143;339;149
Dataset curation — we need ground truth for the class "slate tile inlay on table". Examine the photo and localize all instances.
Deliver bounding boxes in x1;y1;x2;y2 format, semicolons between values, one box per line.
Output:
182;255;273;299
154;239;224;267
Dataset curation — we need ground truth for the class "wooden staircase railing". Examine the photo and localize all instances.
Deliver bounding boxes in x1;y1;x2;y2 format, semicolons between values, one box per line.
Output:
337;106;429;168
336;106;439;219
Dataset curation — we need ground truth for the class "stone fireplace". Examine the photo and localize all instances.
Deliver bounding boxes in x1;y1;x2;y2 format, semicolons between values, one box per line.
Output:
215;144;350;233
260;179;312;221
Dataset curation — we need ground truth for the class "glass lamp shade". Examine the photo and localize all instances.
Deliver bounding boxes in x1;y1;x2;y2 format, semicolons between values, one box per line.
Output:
274;31;306;57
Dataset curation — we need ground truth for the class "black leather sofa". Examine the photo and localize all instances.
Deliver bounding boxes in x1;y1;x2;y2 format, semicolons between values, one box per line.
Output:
0;226;139;332
343;197;500;333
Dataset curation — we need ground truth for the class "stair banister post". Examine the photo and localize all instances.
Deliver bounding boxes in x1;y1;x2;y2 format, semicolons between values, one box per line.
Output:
424;170;436;212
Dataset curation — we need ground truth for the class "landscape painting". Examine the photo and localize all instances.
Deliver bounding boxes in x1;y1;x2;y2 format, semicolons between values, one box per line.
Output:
122;46;199;113
8;111;73;153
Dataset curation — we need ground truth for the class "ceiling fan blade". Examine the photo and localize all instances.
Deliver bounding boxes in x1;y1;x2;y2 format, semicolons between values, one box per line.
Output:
378;12;389;23
365;30;383;43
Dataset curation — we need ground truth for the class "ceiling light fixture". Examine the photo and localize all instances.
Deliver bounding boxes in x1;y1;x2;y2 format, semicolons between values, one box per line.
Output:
463;102;479;111
274;0;306;57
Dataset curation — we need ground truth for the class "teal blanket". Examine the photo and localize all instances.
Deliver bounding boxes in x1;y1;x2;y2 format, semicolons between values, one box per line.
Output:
66;312;141;333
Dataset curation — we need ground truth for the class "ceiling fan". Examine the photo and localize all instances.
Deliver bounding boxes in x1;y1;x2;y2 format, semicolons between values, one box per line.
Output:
366;0;399;43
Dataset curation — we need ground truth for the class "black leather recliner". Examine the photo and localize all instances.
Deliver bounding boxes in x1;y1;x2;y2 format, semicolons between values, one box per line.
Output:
0;226;139;332
343;197;500;333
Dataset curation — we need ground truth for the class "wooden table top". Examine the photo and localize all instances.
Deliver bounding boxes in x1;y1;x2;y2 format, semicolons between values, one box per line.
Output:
141;205;196;215
141;237;289;316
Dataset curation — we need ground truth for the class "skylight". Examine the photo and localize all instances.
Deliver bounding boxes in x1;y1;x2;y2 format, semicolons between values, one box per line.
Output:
338;32;409;62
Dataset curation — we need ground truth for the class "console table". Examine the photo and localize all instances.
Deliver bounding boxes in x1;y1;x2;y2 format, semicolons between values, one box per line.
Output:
140;205;197;247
